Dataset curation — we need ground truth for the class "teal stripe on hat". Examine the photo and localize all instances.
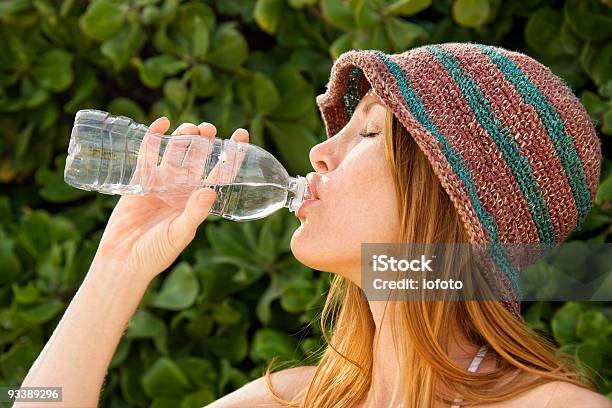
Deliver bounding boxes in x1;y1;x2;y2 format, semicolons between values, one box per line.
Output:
344;67;363;117
474;43;592;231
426;44;555;244
371;50;522;298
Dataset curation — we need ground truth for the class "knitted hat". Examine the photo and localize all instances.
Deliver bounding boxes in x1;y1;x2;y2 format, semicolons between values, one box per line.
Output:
315;42;602;319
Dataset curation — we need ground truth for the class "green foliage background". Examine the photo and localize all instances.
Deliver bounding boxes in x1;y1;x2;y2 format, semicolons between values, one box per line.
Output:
1;0;611;406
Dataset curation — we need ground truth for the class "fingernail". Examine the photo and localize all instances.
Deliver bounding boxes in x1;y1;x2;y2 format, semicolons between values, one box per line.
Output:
198;188;215;203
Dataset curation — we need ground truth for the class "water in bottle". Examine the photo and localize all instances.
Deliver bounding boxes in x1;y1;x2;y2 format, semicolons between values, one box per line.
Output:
64;109;313;221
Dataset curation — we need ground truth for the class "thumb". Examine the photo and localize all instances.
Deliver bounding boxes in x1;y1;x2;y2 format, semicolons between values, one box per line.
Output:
171;187;217;242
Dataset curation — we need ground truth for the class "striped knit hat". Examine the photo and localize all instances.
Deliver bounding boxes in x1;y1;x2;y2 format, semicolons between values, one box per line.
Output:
315;42;602;319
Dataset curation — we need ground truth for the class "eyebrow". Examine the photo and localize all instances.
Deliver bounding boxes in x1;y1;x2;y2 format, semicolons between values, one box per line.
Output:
359;98;383;116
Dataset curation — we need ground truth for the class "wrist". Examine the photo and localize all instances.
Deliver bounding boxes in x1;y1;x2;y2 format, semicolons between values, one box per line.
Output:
87;255;152;294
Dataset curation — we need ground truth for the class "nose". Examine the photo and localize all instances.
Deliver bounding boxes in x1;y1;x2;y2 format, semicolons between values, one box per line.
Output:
309;137;338;173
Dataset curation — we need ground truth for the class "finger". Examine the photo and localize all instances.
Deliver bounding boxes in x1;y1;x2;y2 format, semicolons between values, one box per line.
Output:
231;128;249;143
131;117;170;185
204;128;250;185
181;122;217;184
170;187;217;245
160;123;199;167
197;121;217;138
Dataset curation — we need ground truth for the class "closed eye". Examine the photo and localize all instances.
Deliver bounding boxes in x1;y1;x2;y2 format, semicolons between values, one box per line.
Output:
359;131;379;138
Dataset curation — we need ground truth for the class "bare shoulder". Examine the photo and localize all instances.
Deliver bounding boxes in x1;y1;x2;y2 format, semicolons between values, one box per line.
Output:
483;381;612;408
544;381;612;408
204;365;317;408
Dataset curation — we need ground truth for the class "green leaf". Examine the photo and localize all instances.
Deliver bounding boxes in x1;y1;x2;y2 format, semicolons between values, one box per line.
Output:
250;328;298;362
560;21;582;56
151;262;199;311
36;164;93;203
142;357;193;398
257;215;278;263
576;310;608;342
177;1;216;35
551;302;582;344
525;7;564;57
603;108;612;136
580;90;607;118
18;210;53;257
211;299;242;325
192;16;210;59
79;0;127;41
189;64;217;97
31;49;74;92
151;397;183;408
576;342;603;372
564;0;612;42
127;309;165;338
141;5;162;24
101;22;144;71
249;113;265;147
590;43;612;88
203;326;249;363
0;339;40;383
321;0;356;30
385;17;428;52
109;337;131;369
266;120;317;175
271;67;315;120
207;23;248;70
19;77;49;109
16;299;64;324
354;0;381;28
65;65;98;113
253;71;280;116
164;77;188;109
107;97;147;124
288;0;318;8
281;278;317;313
126;309;168;353
383;0;431;17
354;25;393;51
254;0;281;34
452;0;490;28
175;357;217;389
181;388;216;408
137;55;189;89
330;32;354;59
596;171;612;205
12;282;39;304
257;256;308;323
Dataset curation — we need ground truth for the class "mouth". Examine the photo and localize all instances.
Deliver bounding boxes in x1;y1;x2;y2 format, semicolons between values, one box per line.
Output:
305;173;320;200
306;179;316;200
296;175;320;219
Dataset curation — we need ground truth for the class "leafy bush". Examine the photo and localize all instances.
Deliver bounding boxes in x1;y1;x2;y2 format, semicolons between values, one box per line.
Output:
0;0;610;406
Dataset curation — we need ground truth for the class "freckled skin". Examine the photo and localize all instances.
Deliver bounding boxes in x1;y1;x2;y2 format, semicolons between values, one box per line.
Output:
291;92;400;286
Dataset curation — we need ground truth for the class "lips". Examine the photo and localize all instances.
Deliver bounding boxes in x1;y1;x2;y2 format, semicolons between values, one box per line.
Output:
296;172;320;219
305;172;319;200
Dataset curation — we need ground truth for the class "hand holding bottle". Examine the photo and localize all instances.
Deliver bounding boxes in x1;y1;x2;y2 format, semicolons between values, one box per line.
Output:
93;117;249;282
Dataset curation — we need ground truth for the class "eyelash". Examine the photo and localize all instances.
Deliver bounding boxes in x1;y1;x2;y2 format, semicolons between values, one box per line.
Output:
359;131;379;138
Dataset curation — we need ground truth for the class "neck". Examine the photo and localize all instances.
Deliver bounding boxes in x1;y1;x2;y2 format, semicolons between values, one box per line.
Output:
358;300;484;407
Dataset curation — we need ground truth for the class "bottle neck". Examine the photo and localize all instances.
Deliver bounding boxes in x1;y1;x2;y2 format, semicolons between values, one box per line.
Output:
285;175;309;212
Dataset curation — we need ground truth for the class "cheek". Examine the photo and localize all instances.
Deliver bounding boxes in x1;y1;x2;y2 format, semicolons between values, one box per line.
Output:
290;141;400;275
339;150;399;243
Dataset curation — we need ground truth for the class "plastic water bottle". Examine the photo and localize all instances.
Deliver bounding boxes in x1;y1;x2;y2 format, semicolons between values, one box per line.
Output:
64;109;312;221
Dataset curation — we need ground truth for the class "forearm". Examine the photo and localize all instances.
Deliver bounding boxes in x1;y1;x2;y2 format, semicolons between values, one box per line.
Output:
14;257;151;407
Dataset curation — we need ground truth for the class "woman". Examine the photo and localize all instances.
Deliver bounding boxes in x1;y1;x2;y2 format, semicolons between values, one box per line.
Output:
17;43;610;407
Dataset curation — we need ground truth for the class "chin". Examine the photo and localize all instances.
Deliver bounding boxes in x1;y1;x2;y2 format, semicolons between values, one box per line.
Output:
290;227;331;270
290;226;317;267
